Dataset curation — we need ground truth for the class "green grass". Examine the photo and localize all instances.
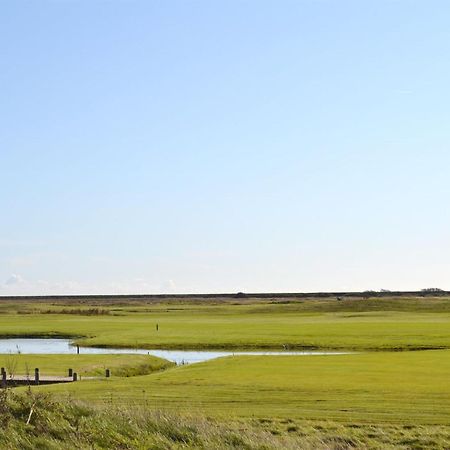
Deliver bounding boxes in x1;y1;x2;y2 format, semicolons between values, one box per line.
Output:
2;389;450;449
1;296;450;351
0;390;310;449
36;350;450;425
0;354;173;378
3;296;450;448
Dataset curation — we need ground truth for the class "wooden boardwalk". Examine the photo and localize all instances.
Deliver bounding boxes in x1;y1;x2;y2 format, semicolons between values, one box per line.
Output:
2;375;75;386
1;367;107;387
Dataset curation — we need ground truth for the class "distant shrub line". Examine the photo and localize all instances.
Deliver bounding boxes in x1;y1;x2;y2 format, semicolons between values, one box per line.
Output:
40;308;111;316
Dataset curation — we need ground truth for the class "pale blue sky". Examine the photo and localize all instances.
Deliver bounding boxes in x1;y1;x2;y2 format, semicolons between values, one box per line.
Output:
1;1;450;295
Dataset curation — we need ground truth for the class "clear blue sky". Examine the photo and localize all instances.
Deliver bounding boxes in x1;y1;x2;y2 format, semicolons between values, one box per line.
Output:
1;1;450;295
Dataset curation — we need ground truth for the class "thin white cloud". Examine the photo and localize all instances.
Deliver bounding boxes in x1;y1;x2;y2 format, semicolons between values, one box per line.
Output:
5;274;25;286
393;88;413;95
161;279;176;293
0;239;45;248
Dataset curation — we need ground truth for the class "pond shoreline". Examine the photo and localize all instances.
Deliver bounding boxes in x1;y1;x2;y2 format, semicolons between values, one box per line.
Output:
0;335;447;353
0;338;353;364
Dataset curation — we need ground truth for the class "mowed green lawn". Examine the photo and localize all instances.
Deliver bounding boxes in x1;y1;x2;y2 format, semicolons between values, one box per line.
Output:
0;354;172;378
4;297;450;438
1;297;450;350
38;350;450;424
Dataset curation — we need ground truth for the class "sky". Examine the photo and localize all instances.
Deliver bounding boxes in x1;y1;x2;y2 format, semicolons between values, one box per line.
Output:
1;1;450;295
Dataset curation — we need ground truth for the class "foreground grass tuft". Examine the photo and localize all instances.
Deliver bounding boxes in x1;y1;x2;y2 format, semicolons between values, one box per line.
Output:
0;389;307;449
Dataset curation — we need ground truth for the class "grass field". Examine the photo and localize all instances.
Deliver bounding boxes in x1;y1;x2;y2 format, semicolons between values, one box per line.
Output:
2;295;450;448
9;391;447;450
37;350;450;424
0;296;450;351
0;354;173;378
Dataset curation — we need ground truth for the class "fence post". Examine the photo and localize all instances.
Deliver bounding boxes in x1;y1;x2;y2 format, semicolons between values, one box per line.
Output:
68;368;73;377
72;372;78;382
34;368;40;385
105;369;110;378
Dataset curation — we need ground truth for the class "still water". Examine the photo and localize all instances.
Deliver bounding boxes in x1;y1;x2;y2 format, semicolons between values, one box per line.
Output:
0;338;349;365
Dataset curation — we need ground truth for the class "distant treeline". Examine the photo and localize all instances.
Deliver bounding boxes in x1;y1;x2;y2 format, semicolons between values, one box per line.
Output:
1;289;449;302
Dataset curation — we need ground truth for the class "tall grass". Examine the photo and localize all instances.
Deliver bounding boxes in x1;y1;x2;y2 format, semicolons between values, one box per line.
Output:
1;389;449;449
0;389;319;449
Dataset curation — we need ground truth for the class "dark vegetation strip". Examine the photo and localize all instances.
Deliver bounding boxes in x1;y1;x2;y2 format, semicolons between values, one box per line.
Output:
39;308;111;316
0;333;82;339
73;342;449;352
1;290;450;302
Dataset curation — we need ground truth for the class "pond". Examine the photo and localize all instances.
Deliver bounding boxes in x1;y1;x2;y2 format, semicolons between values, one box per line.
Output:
0;338;350;365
